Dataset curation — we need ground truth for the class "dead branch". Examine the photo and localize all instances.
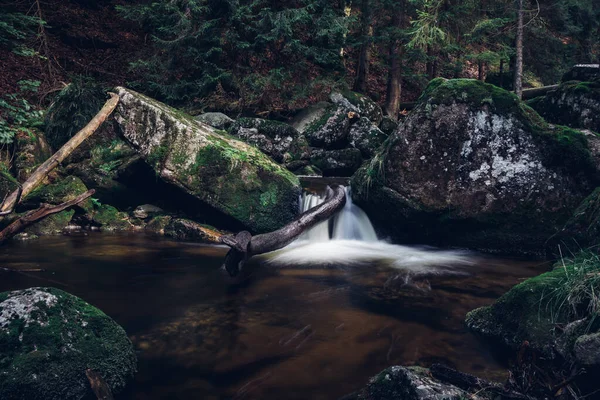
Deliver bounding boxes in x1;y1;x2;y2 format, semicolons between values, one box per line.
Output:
220;185;346;277
86;369;114;400
0;93;119;213
0;189;95;244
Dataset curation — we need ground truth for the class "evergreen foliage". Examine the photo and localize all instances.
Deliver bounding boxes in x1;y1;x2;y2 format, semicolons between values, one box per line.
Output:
44;77;107;149
0;80;44;145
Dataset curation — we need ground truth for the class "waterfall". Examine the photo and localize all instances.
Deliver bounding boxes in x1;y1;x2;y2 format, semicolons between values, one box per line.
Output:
296;186;377;243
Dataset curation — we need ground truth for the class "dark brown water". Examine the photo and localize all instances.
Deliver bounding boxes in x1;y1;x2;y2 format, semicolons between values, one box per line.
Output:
0;233;549;399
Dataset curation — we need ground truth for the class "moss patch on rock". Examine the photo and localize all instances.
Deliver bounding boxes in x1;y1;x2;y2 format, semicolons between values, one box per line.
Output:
0;287;136;400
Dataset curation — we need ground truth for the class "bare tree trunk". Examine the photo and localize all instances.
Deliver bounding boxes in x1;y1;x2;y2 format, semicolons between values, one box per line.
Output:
499;59;505;88
0;93;119;212
0;189;95;244
384;7;403;120
220;186;347;277
353;0;372;93
514;0;524;99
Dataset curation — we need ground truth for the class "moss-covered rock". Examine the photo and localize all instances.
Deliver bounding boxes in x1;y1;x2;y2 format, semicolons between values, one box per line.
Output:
355;366;475;400
24;210;76;236
26;175;89;208
290;101;330;134
0;287;136;400
114;87;301;233
348;117;388;158
90;204;138;231
144;215;173;235
304;104;353;149
164;218;222;243
14;129;52;182
352;78;600;255
561;65;600;82
528;80;600;133
311;148;363;177
194;112;234;130
331;91;383;125
228;118;310;163
379;116;399;136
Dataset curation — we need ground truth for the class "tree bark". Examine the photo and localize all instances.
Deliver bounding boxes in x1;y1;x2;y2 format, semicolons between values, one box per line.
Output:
0;93;119;213
384;6;404;120
0;189;95;244
514;0;524;99
499;59;505;88
353;0;372;93
220;186;347;277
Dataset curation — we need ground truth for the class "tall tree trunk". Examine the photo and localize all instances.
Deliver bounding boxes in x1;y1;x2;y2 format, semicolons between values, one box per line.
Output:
478;61;484;81
499;59;504;88
426;45;434;79
353;0;372;93
514;0;524;99
384;6;403;120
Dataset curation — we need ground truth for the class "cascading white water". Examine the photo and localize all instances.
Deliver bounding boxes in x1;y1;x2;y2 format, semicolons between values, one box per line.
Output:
265;185;475;273
297;186;377;242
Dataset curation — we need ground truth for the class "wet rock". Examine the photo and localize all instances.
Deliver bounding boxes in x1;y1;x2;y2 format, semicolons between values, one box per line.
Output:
561;64;600;83
144;215;173;235
574;333;600;366
0;287;136;400
114;87;301;233
228;118;310;163
133;204;164;219
355;366;474;400
348;117;387;158
195;112;234;130
293;165;323;177
379;116;399;136
330;91;383;125
91;204;140;231
14;129;52;182
164;218;222;243
311;148;363;177
304;104;354;149
528;80;600;132
352;78;600;255
290;101;330;134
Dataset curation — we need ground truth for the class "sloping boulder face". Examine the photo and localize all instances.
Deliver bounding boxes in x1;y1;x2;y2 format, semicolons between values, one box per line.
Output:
352;78;599;255
348;117;388;158
304;103;353;149
311;148;363;177
114;87;301;233
228;117;310;163
0;287;136;400
194;112;234;130
528;80;600;132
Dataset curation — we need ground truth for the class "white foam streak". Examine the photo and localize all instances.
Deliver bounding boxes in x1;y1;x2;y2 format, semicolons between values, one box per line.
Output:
263;240;474;274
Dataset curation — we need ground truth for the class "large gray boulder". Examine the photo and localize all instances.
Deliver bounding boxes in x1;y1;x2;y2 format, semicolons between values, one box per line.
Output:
114;87;301;233
194;112;234;130
228;117;310;163
348;117;387;158
0;287;136;400
330;91;383;125
352;78;599;254
311;148;362;177
528;79;600;133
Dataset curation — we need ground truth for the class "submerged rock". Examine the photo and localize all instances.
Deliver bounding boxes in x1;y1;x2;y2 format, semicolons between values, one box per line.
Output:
164;218;222;243
352;78;600;255
528;80;600;132
114;87;301;233
355;366;475;400
0;287;136;400
194;112;234;130
228;118;310;163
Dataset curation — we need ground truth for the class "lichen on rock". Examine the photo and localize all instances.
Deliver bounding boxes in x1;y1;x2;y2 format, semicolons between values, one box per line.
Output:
113;87;301;233
352;78;599;255
0;287;136;400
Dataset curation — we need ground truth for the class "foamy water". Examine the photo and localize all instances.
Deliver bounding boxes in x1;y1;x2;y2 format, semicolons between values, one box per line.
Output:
261;240;475;275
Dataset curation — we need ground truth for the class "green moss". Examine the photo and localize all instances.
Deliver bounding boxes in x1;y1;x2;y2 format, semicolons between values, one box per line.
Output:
26;176;88;205
24;210;75;236
0;287;136;400
304;105;336;136
91;204;134;231
146;144;169;168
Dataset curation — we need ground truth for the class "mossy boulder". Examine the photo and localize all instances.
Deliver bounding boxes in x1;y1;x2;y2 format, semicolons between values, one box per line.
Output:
352;78;600;255
24;210;76;236
311;148;363;177
330;91;383;125
355;366;475;400
304;103;353;149
348;117;388;158
14;129;52;182
561;64;600;82
194;112;234;130
528;80;600;133
379;116;399;136
90;204;137;231
114;87;301;233
228;118;310;163
164;218;222;243
0;287;136;400
290;101;330;134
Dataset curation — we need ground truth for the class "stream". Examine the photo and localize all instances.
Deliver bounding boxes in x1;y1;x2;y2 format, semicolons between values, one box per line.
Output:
0;233;549;399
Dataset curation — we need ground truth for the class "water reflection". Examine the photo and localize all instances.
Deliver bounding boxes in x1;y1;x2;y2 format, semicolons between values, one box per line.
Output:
0;233;549;399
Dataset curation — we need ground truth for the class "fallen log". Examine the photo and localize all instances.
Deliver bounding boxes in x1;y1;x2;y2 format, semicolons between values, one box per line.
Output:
220;185;347;277
0;93;119;213
0;189;95;244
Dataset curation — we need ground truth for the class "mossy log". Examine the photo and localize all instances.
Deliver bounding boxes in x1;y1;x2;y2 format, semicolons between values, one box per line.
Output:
220;185;346;277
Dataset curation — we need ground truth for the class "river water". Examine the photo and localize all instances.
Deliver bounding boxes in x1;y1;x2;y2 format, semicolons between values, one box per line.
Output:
0;233;549;399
